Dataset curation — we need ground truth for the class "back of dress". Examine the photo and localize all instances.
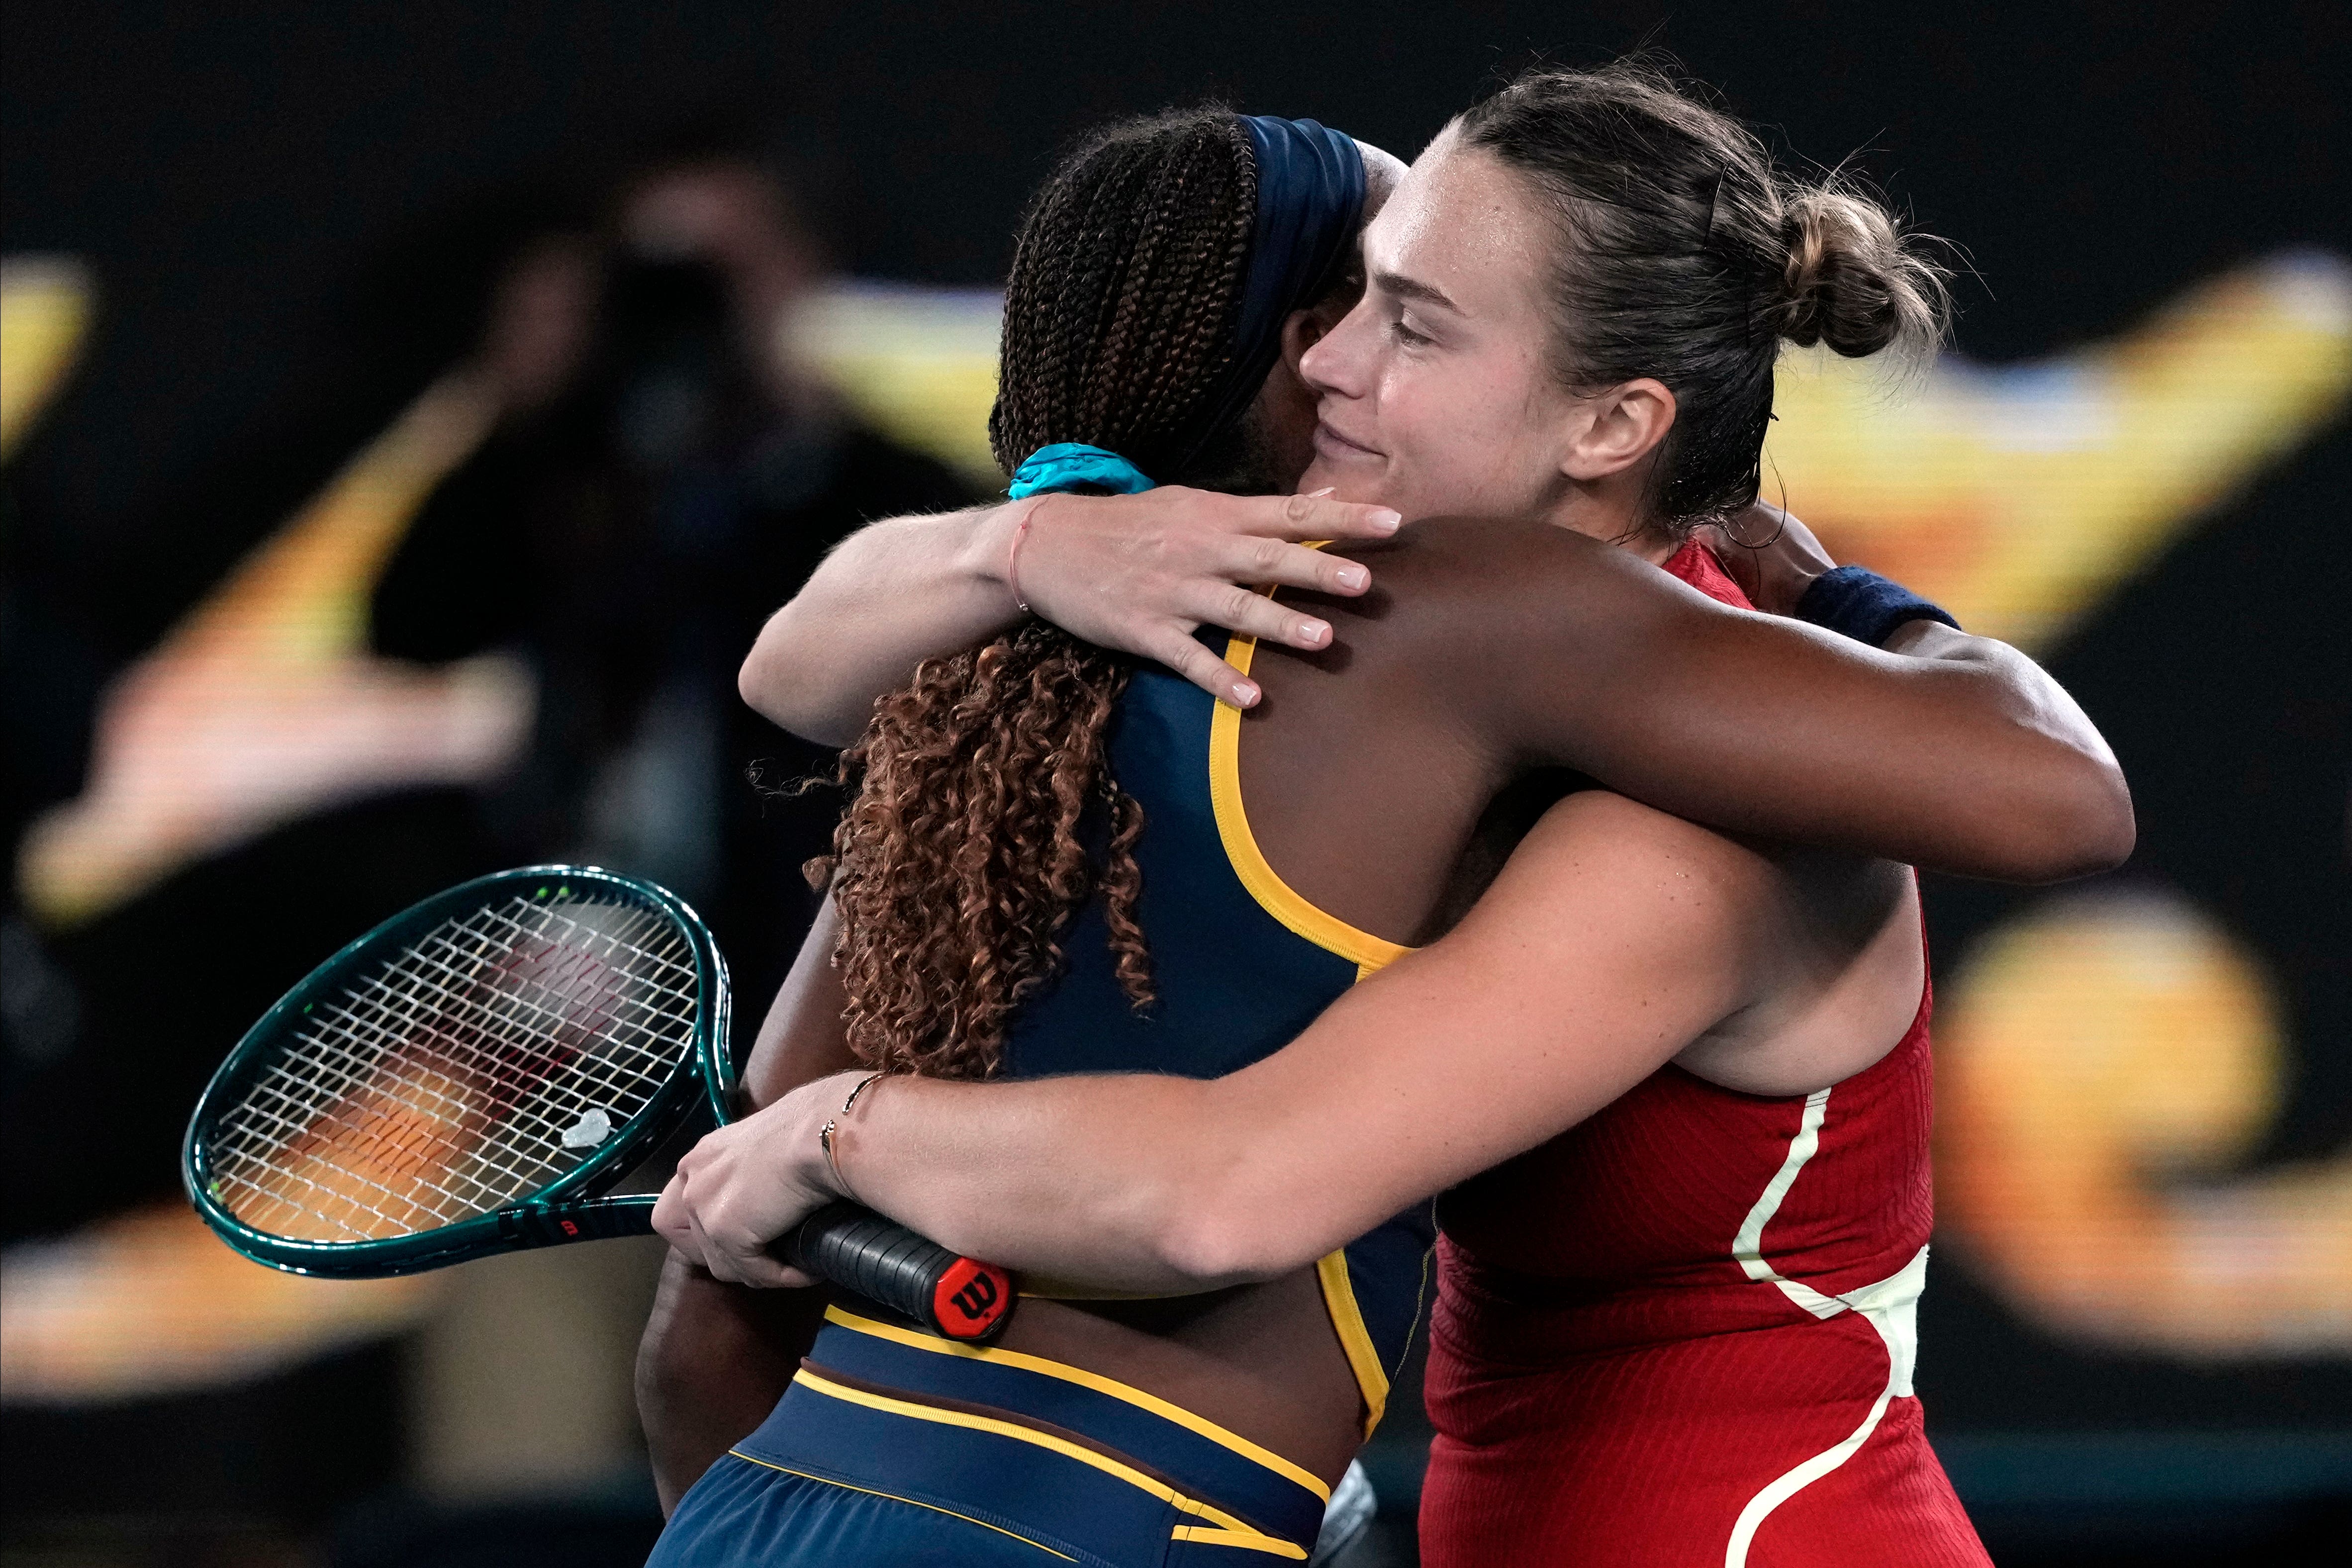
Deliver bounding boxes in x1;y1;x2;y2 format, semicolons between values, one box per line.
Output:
753;637;1435;1562
998;642;1436;1424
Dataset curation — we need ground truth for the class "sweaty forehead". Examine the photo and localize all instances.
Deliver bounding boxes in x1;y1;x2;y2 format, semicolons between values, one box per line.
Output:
1354;140;1409;218
1367;135;1548;311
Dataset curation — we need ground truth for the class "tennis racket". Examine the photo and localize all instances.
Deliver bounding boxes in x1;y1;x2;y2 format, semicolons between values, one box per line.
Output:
182;865;1014;1342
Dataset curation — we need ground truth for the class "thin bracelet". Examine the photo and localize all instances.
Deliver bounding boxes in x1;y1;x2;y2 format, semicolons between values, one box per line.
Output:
840;1070;887;1116
817;1071;887;1202
1005;495;1050;615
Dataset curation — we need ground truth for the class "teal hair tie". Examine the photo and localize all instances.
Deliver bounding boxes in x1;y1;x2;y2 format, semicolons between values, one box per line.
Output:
1008;443;1156;499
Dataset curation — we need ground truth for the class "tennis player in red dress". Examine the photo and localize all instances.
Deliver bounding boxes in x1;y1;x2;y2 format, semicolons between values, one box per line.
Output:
1418;542;1985;1567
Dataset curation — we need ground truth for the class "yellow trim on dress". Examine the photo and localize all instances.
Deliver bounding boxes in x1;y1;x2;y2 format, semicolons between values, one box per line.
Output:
1210;620;1413;1432
1209;631;1410;975
724;1450;1077;1560
793;1369;1308;1560
823;1304;1330;1502
1314;1251;1390;1437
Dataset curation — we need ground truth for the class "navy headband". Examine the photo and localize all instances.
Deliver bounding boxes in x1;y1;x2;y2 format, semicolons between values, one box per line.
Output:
1170;115;1367;472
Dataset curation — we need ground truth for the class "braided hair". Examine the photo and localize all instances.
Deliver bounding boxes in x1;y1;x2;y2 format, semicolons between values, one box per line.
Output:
821;109;1260;1080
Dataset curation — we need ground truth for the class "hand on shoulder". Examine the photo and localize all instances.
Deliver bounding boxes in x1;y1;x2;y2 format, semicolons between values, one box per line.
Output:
1009;487;1401;706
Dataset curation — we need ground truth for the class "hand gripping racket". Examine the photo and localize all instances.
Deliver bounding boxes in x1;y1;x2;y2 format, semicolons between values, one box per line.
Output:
183;866;1013;1342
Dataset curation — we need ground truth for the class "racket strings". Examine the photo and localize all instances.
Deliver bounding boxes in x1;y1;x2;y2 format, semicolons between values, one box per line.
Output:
214;900;691;1238
304;899;692;1218
212;909;627;1236
276;912;679;1216
207;896;699;1242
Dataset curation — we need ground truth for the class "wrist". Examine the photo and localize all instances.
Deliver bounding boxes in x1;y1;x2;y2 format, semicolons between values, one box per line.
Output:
809;1068;891;1204
775;1070;862;1199
1004;496;1051;616
958;502;1022;588
1769;560;1827;619
964;503;1058;602
1795;564;1960;647
1879;617;1965;655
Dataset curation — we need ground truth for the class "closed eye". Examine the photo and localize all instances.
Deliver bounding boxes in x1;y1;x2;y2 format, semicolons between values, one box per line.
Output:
1389;317;1435;349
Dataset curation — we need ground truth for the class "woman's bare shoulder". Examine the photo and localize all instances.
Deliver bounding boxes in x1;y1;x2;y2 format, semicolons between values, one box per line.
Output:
1439;788;1772;1010
1328;516;1700;654
1511;788;1779;896
1329;514;1617;579
1316;518;1721;738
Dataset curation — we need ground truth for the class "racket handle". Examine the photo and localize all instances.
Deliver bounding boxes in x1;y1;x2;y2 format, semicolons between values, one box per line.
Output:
783;1202;1014;1343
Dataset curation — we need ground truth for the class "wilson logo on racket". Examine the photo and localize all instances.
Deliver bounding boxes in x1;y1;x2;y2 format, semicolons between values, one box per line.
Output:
934;1258;1012;1334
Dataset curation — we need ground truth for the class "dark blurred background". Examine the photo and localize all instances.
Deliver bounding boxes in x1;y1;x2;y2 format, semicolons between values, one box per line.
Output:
3;3;2347;1566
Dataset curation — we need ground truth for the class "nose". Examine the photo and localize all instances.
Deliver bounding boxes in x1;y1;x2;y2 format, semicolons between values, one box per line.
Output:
1299;295;1374;400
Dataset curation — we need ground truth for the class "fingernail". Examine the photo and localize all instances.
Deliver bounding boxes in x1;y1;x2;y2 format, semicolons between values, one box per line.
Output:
1307;486;1336;498
1336;564;1368;590
1231;681;1259;707
1300;620;1330;645
1373;509;1402;532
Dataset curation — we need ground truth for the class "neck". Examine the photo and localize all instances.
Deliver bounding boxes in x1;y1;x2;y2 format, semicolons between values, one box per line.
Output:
1538;478;1678;565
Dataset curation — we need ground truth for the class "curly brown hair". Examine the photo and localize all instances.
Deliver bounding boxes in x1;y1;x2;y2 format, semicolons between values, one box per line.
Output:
821;109;1262;1079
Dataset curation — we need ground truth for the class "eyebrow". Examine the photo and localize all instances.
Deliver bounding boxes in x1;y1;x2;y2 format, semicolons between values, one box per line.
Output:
1370;268;1461;314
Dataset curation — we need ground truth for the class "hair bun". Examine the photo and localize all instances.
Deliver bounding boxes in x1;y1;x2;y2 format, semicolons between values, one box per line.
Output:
1771;185;1949;363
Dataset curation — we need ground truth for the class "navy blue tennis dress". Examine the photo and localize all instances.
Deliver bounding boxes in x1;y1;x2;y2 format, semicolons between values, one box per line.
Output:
650;635;1437;1566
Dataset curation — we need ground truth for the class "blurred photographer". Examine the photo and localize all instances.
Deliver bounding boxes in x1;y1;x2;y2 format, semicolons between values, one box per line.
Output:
373;141;976;1029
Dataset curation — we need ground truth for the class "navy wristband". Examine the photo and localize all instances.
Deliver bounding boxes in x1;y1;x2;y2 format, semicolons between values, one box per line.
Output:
1795;565;1960;646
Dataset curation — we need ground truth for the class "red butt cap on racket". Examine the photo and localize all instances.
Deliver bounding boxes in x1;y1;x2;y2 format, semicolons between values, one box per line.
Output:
930;1255;1014;1340
786;1202;1015;1343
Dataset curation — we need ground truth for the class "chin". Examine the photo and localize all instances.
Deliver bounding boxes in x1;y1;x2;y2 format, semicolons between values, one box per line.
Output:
1296;457;1385;505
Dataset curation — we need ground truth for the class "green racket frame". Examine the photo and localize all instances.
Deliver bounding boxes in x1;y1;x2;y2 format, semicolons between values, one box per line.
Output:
183;865;735;1279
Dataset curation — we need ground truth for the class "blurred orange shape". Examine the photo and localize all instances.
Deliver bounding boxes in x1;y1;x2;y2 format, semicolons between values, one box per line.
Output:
0;1200;441;1405
14;375;534;929
1936;890;2352;1357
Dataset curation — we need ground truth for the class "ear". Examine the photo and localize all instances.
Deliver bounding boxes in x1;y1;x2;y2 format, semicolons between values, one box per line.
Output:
1560;378;1677;482
1279;307;1324;377
1280;289;1354;376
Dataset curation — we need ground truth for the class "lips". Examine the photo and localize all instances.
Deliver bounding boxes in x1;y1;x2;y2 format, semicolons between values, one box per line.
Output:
1313;419;1383;461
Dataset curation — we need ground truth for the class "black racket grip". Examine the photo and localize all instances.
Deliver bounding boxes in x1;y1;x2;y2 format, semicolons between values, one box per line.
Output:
783;1201;1014;1343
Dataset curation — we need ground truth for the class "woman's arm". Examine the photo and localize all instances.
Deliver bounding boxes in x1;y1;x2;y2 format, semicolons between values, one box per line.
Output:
634;902;858;1511
1710;507;2127;866
1543;575;2129;883
752;492;2130;879
1382;516;2131;884
653;792;1769;1291
740;490;1405;744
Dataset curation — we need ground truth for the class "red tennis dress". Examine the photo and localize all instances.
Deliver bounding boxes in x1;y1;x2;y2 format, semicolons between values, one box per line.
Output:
1416;543;1990;1567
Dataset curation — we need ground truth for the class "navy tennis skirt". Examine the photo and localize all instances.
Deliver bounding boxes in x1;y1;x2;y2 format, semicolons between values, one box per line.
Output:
648;1308;1328;1567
